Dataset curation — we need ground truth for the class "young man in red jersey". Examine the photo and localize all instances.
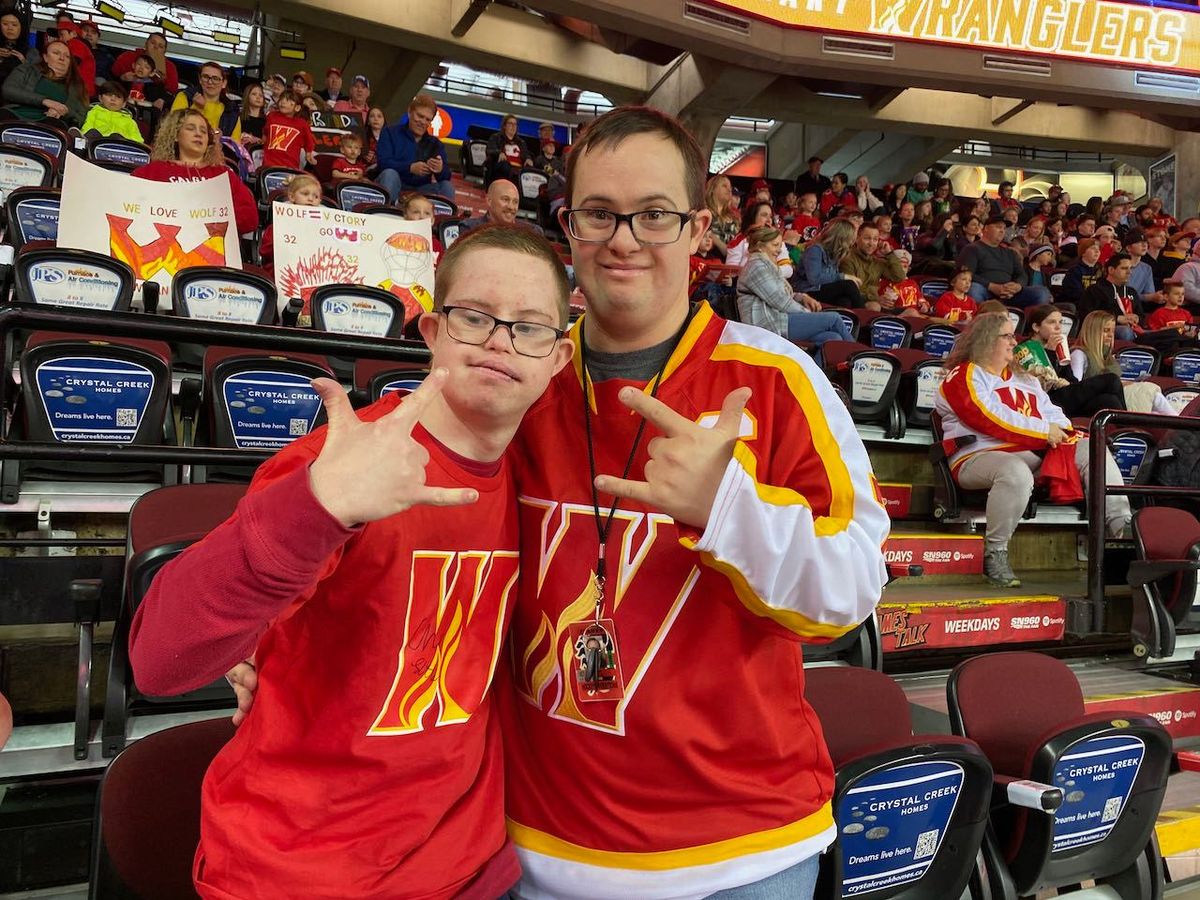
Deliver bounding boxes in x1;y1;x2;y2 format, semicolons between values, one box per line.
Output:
128;226;574;900
500;106;889;899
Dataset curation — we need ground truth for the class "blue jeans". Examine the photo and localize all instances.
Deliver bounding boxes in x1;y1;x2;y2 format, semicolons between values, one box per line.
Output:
376;168;456;204
705;854;820;899
967;282;1051;308
787;310;852;346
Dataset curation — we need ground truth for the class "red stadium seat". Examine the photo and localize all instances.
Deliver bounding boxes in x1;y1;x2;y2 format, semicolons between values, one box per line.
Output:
1128;507;1200;660
806;667;992;900
92;717;236;897
947;652;1171;898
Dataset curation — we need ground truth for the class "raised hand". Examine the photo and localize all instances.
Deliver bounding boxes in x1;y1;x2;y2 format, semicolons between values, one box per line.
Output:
307;370;478;528
594;387;751;529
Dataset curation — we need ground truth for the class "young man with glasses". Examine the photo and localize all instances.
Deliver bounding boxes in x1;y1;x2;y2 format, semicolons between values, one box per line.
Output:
170;60;241;140
128;226;574;900
500;105;889;899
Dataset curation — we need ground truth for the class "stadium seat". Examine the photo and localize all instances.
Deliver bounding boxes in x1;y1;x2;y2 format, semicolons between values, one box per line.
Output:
928;410;1041;524
430;197;458;218
822;341;905;438
895;349;943;430
917;277;950;301
101;483;246;757
518;170;548;213
171;266;277;325
1;332;176;503
86;135;151;171
91;717;236;896
1128;507;1200;660
806;667;992;900
255;166;304;208
310;283;406;339
190;347;331;483
4;185;59;249
1116;345;1161;380
1005;306;1027;337
357;203;405;218
1055;302;1078;339
1109;429;1156;486
1169;347;1200;385
920;322;961;359
434;216;464;249
0;122;67;174
12;246;135;310
947;652;1171;899
353;357;429;404
1163;382;1200;415
832;309;862;343
462;138;488;181
333;179;387;211
867;314;913;350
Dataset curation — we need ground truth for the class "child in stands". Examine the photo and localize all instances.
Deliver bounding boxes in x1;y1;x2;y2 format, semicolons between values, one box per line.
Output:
262;88;314;170
1147;280;1193;333
128;53;169;110
874;213;896;253
259;173;322;275
1025;244;1057;291
330;131;367;182
935;266;978;322
80;80;142;141
878;248;929;317
792;192;821;243
399;192;444;265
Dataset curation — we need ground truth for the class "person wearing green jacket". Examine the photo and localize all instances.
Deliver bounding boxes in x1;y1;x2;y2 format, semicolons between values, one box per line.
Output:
80;80;143;142
1;39;87;125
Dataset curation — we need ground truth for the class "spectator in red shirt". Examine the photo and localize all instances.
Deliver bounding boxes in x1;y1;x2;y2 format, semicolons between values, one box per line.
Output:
262;89;315;170
112;32;178;94
992;180;1020;214
1147;280;1192;332
54;15;94;98
791;191;821;243
935;266;979;322
330;132;367;182
819;172;857;219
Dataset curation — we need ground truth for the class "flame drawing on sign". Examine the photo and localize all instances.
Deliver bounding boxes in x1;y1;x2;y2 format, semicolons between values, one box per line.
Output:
107;215;229;280
279;247;364;319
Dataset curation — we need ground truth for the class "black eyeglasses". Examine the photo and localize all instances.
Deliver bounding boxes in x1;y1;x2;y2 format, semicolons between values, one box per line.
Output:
441;306;564;358
561;208;694;244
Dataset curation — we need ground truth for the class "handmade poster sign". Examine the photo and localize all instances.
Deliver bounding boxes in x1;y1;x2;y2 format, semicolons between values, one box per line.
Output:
272;203;435;325
56;154;242;293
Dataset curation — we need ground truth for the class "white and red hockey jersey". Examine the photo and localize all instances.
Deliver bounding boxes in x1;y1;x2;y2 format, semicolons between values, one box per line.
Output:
501;303;890;899
935;362;1071;471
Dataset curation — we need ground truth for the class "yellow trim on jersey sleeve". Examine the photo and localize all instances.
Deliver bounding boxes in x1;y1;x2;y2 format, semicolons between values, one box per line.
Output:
709;341;856;533
964;363;1049;442
507;802;834;870
684;542;860;639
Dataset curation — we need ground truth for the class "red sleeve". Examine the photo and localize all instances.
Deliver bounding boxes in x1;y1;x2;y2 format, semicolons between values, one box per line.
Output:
164;59;179;95
111;50;133;78
227;169;259;236
128;453;356;696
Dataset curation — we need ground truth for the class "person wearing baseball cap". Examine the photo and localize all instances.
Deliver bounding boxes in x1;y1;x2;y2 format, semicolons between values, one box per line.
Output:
1122;228;1164;303
55;14;95;98
317;66;342;104
78;20;112;81
331;74;370;117
291;70;313;95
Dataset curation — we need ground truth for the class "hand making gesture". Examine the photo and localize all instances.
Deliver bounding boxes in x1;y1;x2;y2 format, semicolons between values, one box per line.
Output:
308;370;479;528
594;386;751;529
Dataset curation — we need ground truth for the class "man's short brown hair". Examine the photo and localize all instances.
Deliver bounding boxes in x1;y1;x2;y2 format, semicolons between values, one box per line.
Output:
434;225;571;328
565;105;706;211
409;92;437;114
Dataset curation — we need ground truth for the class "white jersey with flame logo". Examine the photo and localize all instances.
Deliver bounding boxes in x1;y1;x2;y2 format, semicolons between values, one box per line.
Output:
935;362;1070;472
501;303;890;899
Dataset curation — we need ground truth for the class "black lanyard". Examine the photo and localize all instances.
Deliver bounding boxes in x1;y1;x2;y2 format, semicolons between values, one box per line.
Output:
579;306;696;619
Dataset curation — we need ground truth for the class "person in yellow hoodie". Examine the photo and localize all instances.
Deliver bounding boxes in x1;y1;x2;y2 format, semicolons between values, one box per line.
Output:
80;80;143;142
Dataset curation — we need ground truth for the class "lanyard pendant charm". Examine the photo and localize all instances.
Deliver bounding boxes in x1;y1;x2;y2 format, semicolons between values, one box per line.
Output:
569;617;625;701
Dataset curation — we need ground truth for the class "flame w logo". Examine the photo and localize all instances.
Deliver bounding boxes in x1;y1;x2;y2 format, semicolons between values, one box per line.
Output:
106;215;228;280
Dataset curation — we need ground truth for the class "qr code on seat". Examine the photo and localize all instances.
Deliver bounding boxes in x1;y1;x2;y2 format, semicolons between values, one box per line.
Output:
289;418;309;436
1102;797;1122;823
116;408;138;427
914;828;939;860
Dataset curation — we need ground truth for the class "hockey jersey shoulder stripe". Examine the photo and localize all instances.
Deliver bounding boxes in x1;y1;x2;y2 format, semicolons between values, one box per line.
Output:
710;322;856;529
953;363;1048;442
506;802;834;870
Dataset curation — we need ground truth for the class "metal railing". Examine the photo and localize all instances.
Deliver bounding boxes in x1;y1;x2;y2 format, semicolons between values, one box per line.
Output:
0;304;432;469
1087;409;1200;605
953;141;1114;165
